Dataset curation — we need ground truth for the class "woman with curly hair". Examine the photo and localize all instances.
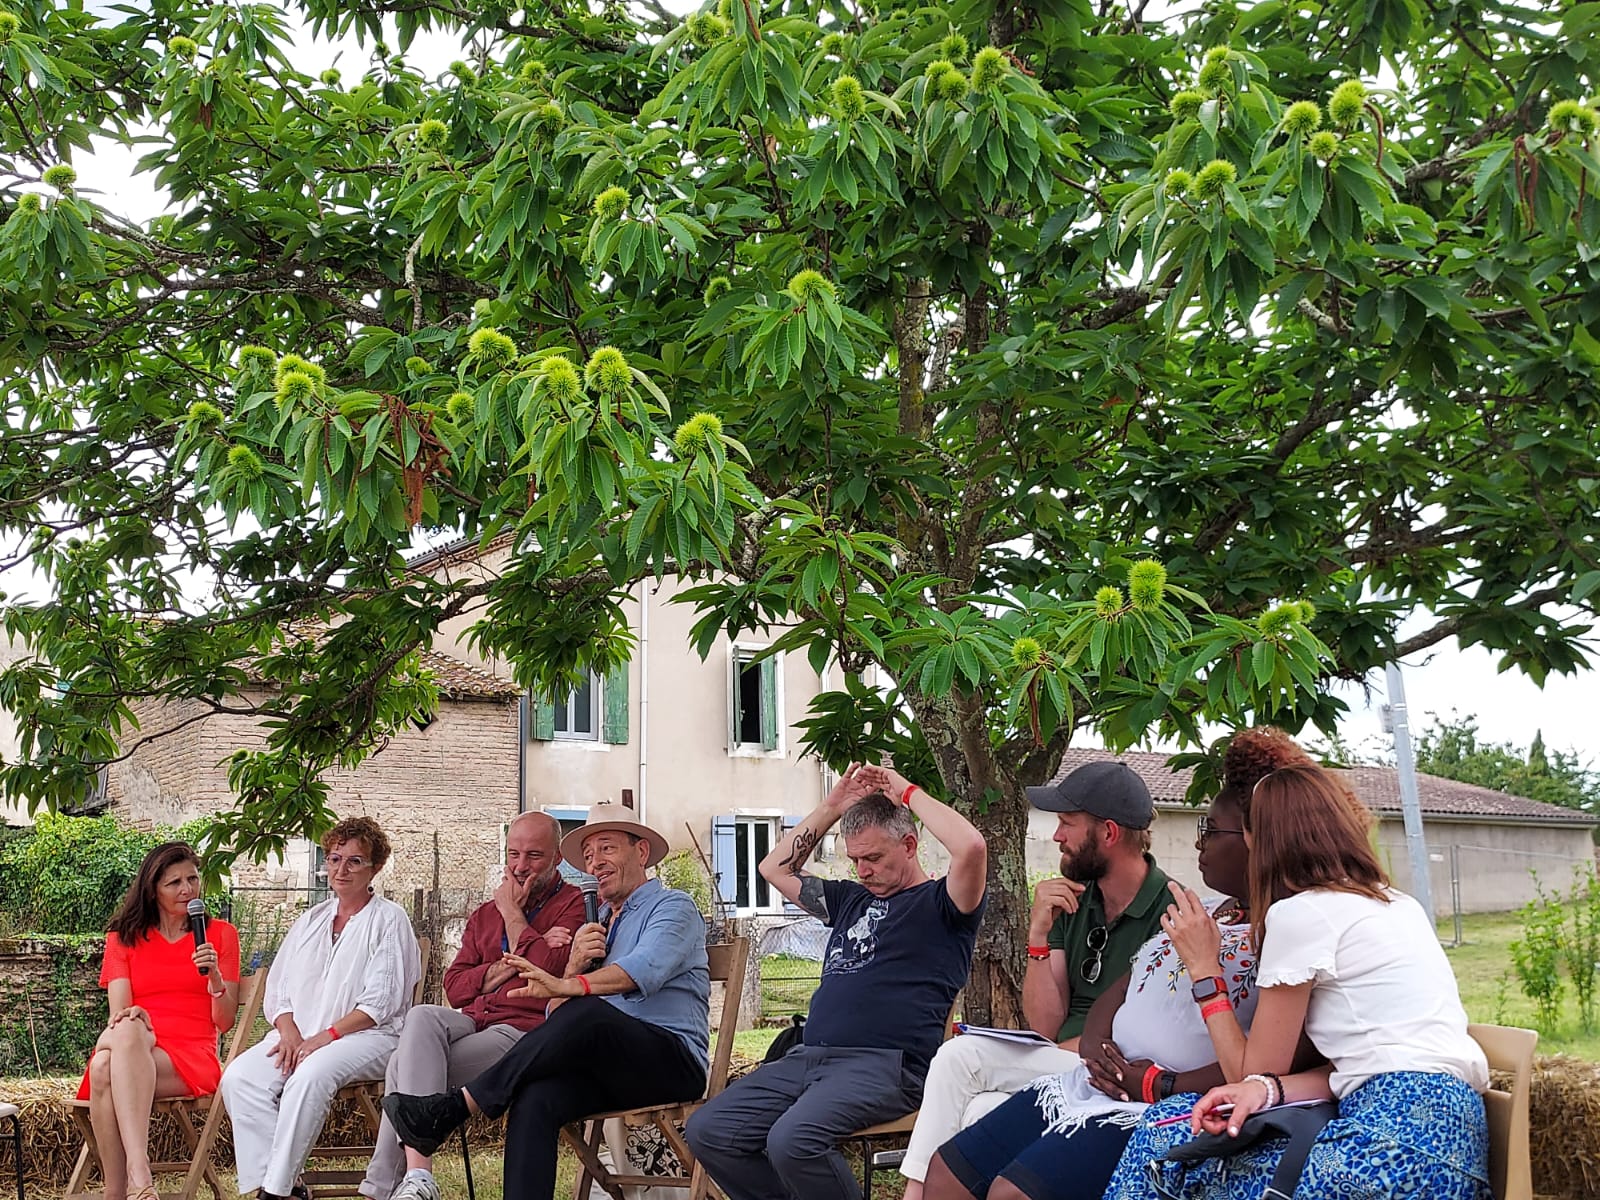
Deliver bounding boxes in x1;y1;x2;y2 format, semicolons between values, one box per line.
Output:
1105;764;1491;1200
221;817;420;1200
79;842;241;1200
919;727;1314;1200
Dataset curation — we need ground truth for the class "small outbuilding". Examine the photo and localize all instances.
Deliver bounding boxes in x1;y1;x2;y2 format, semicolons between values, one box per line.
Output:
1027;748;1597;918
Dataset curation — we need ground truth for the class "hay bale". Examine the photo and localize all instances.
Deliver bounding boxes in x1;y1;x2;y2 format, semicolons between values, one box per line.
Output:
0;1076;504;1194
1529;1054;1600;1200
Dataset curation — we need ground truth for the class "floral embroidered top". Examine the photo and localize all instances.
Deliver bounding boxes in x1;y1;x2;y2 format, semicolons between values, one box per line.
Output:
1028;898;1257;1134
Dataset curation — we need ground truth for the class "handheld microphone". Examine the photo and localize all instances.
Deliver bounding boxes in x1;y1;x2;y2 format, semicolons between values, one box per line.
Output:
186;898;210;975
579;880;603;972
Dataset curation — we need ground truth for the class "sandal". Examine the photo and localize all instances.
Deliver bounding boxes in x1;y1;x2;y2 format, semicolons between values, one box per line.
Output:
290;1179;314;1200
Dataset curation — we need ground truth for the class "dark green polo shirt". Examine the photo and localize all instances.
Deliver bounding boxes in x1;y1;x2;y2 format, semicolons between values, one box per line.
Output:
1045;854;1171;1040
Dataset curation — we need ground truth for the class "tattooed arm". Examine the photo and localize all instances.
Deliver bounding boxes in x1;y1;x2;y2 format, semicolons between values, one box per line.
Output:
759;762;871;918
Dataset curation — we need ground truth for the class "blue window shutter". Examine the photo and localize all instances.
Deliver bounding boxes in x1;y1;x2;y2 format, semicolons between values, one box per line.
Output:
711;817;739;906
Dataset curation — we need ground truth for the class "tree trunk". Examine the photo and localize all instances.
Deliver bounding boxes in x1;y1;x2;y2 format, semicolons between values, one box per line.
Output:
909;688;1030;1027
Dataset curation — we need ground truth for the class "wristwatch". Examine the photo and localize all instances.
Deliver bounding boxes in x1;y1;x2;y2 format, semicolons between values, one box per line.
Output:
1190;975;1226;1002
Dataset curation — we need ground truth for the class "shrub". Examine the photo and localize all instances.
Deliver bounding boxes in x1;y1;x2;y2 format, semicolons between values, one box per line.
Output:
0;812;228;935
657;848;715;916
1512;882;1571;1033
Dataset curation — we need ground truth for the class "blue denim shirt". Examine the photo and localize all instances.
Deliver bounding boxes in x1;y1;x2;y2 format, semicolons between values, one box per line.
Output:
602;878;710;1073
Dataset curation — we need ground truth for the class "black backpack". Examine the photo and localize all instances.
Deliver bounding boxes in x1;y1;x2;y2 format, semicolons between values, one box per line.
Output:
762;1013;806;1063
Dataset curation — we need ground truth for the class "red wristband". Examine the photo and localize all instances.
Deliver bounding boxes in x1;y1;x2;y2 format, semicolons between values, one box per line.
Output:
1199;997;1232;1021
1026;945;1051;960
327;1025;340;1041
900;784;918;807
1141;1063;1164;1104
577;974;592;996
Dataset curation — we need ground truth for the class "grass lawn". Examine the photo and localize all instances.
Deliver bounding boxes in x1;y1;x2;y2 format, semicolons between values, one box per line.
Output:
757;952;820;1021
1443;910;1600;1059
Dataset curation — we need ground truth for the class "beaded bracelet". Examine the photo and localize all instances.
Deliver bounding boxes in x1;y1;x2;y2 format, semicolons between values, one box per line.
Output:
1243;1073;1280;1109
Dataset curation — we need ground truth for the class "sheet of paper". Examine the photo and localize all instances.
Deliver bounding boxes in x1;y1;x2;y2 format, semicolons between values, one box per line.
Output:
953;1023;1056;1046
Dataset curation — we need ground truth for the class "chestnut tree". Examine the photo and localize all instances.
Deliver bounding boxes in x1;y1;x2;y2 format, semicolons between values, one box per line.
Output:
3;0;1599;1019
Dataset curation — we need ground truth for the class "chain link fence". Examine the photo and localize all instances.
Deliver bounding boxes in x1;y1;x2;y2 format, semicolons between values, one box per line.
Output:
738;912;826;1025
1378;838;1598;945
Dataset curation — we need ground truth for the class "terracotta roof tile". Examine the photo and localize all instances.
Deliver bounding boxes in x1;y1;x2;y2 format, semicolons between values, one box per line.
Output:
1050;747;1596;827
404;531;517;573
414;648;522;701
242;631;520;702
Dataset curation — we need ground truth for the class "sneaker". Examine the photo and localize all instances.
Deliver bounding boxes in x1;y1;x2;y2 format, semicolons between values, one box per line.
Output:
382;1091;469;1158
389;1174;441;1200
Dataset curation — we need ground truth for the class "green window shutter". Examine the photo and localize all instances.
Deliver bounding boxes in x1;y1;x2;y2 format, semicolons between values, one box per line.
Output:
603;662;630;744
530;693;555;740
759;655;779;751
727;653;741;751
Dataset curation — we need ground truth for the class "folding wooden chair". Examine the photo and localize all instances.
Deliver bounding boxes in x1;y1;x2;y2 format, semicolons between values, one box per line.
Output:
298;936;431;1199
841;1001;960;1200
1469;1023;1537;1200
561;937;750;1200
64;966;270;1200
1;1100;23;1200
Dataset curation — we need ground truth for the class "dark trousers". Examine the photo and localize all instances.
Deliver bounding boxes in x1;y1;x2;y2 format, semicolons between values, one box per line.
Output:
684;1045;920;1200
465;997;705;1200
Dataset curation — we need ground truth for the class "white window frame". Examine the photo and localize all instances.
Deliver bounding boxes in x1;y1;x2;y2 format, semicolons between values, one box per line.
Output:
732;815;785;914
728;643;784;758
553;670;602;741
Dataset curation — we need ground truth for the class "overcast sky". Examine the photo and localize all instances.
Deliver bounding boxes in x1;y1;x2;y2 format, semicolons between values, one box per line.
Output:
24;5;1599;764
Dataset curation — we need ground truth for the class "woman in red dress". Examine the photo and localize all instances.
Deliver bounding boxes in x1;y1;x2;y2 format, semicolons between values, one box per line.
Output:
79;842;241;1200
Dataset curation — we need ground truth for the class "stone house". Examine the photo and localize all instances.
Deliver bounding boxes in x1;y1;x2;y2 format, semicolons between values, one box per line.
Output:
99;647;523;896
412;535;839;916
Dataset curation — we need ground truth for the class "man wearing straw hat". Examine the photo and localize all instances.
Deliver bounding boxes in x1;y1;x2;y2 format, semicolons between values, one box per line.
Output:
381;800;709;1200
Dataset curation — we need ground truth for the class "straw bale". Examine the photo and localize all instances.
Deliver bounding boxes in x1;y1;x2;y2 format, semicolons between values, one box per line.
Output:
0;1077;503;1194
1529;1054;1600;1200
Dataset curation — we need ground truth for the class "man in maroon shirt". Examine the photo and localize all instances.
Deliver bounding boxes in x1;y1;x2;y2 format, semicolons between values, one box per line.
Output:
359;812;585;1200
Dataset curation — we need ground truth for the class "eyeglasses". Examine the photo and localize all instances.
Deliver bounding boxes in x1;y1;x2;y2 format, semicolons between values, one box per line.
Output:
1081;925;1108;984
1196;817;1245;845
325;853;370;871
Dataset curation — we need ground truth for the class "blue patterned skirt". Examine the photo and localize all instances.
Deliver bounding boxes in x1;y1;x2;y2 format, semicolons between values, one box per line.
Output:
1103;1071;1492;1200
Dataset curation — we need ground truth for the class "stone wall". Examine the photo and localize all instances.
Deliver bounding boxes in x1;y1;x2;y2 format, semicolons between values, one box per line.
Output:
0;937;102;1074
107;692;521;895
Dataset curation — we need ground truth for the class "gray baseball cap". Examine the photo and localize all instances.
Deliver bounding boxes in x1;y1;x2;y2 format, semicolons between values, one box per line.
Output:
1026;760;1154;829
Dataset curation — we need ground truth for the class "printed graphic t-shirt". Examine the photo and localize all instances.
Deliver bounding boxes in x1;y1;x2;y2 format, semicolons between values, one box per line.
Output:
802;876;986;1075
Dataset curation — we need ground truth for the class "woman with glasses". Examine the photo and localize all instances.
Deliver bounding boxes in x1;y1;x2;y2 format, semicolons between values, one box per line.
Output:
221;817;420;1200
1105;764;1491;1200
920;727;1314;1200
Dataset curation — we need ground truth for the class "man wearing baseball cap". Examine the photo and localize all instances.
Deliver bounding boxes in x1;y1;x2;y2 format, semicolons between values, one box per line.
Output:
898;759;1172;1197
381;801;709;1200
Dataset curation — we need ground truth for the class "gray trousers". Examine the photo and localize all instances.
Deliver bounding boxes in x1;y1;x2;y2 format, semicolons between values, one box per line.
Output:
358;1005;524;1200
684;1045;920;1200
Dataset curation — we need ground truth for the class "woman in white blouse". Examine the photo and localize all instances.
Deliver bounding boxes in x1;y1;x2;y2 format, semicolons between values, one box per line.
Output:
221;817;420;1200
1105;763;1492;1200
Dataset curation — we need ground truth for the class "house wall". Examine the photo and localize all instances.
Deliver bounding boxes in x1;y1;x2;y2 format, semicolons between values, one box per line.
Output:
963;804;1594;919
105;691;521;895
1376;816;1596;918
421;552;834;871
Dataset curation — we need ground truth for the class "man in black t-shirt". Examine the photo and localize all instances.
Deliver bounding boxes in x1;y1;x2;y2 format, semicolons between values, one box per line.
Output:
685;761;987;1200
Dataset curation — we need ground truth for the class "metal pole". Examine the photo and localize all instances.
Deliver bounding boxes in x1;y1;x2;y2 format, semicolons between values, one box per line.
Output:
1385;661;1437;925
1451;843;1463;947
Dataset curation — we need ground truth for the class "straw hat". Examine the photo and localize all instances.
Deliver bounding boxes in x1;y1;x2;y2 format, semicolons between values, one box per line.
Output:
559;801;670;868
